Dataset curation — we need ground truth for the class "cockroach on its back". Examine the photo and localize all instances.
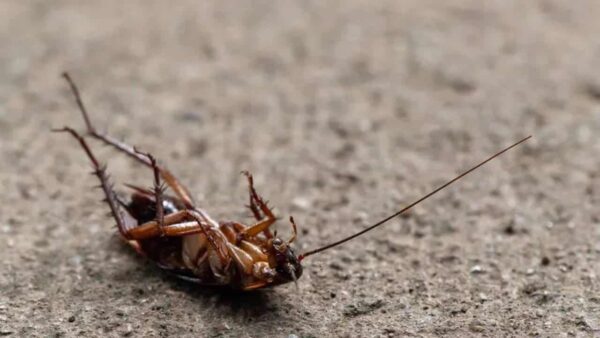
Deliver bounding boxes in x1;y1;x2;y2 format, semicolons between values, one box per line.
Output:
55;73;531;291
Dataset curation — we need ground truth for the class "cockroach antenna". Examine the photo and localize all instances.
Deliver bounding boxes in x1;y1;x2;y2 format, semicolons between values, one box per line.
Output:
298;135;532;261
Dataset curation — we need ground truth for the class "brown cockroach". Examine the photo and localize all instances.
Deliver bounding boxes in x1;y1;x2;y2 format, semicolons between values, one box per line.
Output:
55;73;531;291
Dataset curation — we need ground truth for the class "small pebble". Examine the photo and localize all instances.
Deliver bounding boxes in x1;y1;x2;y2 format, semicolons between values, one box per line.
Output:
291;197;311;210
218;323;231;331
469;320;485;333
122;324;133;337
470;265;484;274
541;256;550;266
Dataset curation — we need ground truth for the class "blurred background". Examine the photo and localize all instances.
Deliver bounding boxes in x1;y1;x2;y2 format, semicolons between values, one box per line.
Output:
1;1;599;336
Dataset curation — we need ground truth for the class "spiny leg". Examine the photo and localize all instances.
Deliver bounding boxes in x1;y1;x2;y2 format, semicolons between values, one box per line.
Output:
54;127;223;265
62;72;195;208
288;216;298;244
136;150;166;236
54;127;131;239
127;210;206;239
242;171;275;220
189;211;231;269
123;205;231;274
240;171;275;239
124;209;216;243
246;190;262;221
244;174;262;221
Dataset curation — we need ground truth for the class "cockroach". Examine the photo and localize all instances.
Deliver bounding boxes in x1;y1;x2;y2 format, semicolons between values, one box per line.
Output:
55;73;531;291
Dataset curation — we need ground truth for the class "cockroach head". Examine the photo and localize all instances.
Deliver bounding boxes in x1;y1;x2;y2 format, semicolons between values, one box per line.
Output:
270;237;303;284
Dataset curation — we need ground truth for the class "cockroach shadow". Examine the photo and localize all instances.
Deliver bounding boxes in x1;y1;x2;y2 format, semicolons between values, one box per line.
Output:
109;238;281;317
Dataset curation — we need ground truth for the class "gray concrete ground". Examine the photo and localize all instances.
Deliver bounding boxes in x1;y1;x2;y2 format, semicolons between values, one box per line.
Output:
1;1;600;337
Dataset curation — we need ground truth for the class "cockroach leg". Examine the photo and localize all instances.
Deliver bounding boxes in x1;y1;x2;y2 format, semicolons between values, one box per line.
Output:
241;280;269;291
219;223;238;243
240;218;276;240
288;216;298;244
245;182;262;221
126;210;197;239
242;171;275;219
124;209;226;242
53;127;132;239
241;171;274;239
239;240;269;261
62;72;196;209
134;150;166;236
190;212;231;267
226;242;254;275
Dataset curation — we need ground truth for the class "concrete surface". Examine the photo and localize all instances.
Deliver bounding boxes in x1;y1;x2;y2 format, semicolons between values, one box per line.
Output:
1;1;600;337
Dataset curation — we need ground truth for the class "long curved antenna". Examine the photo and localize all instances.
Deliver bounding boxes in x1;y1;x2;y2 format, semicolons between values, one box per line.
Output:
298;135;531;261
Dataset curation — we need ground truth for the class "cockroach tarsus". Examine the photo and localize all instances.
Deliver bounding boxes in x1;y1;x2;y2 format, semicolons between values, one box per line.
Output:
55;72;531;291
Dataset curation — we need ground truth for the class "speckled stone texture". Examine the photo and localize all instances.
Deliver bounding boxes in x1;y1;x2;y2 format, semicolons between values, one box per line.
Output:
1;1;600;337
